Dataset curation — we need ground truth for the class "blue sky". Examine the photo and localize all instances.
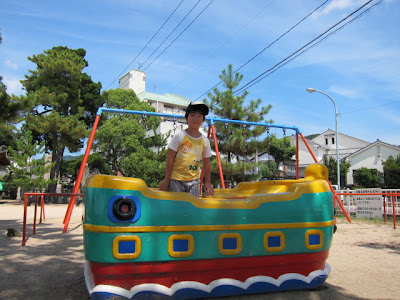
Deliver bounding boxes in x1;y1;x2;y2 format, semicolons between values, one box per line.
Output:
1;0;399;146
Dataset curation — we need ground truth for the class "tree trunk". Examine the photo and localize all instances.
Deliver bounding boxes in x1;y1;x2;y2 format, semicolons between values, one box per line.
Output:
48;139;65;193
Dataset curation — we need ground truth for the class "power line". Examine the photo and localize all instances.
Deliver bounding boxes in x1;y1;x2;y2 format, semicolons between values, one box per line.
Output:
119;0;213;90
105;0;184;90
194;0;329;100
138;0;201;70
342;99;400;114
233;0;379;95
142;0;214;73
173;0;274;92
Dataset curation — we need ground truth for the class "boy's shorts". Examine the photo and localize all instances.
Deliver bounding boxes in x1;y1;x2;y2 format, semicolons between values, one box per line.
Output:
170;179;200;198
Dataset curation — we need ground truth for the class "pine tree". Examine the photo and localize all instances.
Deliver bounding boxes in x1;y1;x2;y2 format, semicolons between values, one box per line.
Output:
204;65;272;183
20;46;102;192
7;129;54;195
0;77;30;148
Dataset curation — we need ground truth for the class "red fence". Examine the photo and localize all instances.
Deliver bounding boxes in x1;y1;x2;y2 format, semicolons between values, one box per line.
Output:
22;192;83;246
336;192;398;229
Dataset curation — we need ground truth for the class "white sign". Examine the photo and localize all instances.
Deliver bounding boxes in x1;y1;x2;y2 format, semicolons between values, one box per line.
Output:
354;188;382;219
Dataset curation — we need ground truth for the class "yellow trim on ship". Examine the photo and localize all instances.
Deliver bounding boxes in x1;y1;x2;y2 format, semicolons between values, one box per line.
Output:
83;220;334;233
85;164;331;209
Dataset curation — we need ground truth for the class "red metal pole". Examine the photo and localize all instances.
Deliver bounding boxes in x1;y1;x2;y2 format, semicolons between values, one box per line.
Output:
33;195;38;234
22;194;28;246
300;133;352;223
40;195;45;223
296;134;299;179
392;193;397;229
210;124;225;189
383;195;387;224
42;195;45;219
63;114;101;233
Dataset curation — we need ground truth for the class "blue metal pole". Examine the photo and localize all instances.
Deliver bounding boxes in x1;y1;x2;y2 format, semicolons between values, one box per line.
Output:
96;107;302;135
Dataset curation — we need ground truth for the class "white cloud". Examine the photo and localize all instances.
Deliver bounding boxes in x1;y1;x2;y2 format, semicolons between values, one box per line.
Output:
329;86;360;99
5;59;18;69
3;75;24;96
318;0;366;15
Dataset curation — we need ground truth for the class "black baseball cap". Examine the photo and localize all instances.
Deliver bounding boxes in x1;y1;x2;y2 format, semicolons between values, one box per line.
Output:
185;101;209;116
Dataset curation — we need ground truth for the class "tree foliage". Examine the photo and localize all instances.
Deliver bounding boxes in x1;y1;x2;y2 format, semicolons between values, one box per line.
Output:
60;153;112;186
323;155;351;187
382;155;400;188
0;77;30;148
204;64;272;184
6;129;54;194
94;89;167;187
353;167;382;188
260;160;278;179
20;46;103;192
267;135;296;168
305;134;319;140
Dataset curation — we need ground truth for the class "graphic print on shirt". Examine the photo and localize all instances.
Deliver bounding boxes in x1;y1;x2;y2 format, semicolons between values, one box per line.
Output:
171;133;206;181
189;160;200;171
177;140;203;158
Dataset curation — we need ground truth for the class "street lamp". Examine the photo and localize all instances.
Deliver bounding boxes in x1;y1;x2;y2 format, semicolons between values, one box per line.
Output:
306;88;340;190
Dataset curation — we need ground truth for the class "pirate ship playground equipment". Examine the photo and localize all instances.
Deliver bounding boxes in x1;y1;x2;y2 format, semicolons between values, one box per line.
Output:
62;107;349;299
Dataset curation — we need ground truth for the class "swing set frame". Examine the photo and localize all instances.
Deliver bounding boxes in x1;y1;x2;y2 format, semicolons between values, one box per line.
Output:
62;107;351;233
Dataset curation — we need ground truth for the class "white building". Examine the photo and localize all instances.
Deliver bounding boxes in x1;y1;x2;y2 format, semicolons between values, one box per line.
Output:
345;140;400;185
290;129;400;186
119;69;202;142
119;69;146;95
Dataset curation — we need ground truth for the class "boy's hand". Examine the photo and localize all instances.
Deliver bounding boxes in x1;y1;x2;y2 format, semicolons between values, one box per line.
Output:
204;182;214;196
159;179;170;191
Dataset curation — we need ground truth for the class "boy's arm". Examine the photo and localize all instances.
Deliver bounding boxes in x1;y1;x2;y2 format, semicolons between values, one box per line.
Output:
159;148;177;191
202;157;214;196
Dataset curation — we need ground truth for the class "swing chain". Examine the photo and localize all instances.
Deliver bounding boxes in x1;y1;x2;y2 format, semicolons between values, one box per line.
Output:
173;117;178;134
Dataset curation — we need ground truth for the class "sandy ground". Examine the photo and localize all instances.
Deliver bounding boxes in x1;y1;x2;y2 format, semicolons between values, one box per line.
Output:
1;200;400;300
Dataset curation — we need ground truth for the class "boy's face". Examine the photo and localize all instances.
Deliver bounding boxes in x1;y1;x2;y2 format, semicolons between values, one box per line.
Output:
186;111;205;130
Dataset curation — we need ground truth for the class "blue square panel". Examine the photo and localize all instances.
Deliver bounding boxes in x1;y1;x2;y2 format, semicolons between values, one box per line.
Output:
119;241;136;254
223;238;237;250
309;234;321;245
173;239;189;252
268;236;281;248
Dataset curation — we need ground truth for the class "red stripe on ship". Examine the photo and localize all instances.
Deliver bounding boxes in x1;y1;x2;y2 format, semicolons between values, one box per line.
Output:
89;251;329;290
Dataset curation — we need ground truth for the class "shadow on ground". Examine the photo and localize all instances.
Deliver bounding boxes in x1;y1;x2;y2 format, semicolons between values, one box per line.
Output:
356;241;400;255
0;218;89;300
0;218;371;300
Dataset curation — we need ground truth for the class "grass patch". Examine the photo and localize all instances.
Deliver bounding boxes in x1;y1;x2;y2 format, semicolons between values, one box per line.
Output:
336;214;397;225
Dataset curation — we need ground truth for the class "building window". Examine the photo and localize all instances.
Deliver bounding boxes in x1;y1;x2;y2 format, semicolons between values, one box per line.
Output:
332;137;335;144
325;138;328;145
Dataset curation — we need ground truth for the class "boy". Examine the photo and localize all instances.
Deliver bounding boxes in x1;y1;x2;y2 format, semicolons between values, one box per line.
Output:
159;101;214;197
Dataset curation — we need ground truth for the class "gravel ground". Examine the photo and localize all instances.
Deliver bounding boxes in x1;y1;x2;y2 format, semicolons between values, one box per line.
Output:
1;200;399;300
